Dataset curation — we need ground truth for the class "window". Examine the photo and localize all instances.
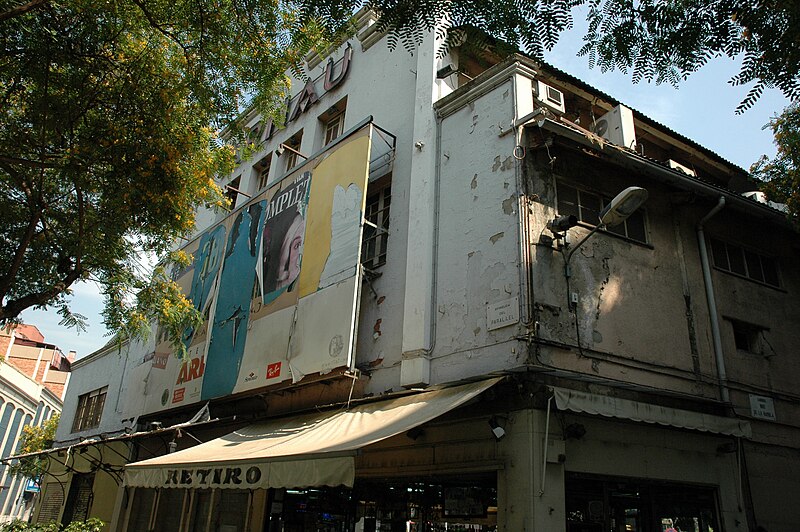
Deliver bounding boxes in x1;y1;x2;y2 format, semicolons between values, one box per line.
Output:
727;319;766;353
324;111;345;145
362;177;391;269
319;97;347;148
71;386;107;432
125;488;251;532
255;154;272;191
283;131;303;171
710;237;780;287
557;182;648;243
225;176;241;209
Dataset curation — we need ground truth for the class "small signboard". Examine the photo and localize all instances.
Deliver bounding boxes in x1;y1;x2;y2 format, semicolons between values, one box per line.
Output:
487;297;519;331
24;478;40;493
749;394;776;421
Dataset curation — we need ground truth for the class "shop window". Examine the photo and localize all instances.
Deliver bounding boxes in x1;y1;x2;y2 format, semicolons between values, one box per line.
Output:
709;237;781;287
126;489;156;532
256;154;272;192
71;386;107;432
362;176;391;269
126;488;250;532
154;488;184;531
282;131;303;172
557;182;649;244
566;473;720;532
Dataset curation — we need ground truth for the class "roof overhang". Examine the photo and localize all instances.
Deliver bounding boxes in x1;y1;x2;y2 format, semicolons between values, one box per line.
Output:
528;118;793;230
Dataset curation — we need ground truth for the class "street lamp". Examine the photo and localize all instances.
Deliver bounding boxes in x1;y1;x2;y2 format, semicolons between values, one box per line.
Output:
561;186;648;278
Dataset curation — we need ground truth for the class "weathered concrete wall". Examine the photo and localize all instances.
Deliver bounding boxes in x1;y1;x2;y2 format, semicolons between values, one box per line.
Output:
56;337;151;443
527;145;763;402
431;76;527;383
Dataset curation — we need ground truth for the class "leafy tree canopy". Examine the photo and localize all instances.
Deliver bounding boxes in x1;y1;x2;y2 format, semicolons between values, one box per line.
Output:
2;0;798;349
751;103;800;222
362;0;800;113
8;414;58;479
0;0;345;353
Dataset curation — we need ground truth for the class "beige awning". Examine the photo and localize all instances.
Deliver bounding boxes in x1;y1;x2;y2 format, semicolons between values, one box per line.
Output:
125;378;502;490
552;387;751;438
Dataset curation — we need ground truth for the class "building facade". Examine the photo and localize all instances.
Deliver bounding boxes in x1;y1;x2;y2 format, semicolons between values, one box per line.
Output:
34;13;799;532
0;325;70;523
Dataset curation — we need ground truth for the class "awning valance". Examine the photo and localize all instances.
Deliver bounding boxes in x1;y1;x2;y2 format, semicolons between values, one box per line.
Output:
552;387;751;438
125;377;502;490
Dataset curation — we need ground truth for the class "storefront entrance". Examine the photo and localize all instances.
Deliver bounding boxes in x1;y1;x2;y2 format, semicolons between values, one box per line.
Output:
123;473;497;531
565;474;720;532
265;474;497;532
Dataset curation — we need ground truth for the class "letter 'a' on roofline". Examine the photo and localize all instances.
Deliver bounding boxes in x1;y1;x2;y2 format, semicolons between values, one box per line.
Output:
124;378;502;490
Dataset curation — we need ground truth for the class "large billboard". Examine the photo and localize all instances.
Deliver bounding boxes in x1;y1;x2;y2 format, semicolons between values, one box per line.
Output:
127;127;373;415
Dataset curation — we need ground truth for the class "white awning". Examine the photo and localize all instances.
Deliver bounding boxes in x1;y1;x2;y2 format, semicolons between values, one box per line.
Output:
125;378;502;490
552;387;751;438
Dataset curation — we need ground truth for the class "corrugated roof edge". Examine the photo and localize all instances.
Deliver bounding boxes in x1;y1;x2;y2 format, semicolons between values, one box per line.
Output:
532;117;793;229
524;57;751;176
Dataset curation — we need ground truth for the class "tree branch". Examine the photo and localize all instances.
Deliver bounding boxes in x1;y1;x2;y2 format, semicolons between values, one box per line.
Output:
0;269;82;322
0;155;59;169
0;207;42;302
0;0;48;23
129;0;187;52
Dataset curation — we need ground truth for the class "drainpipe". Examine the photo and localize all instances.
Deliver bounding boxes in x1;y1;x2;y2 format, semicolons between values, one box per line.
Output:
696;196;730;404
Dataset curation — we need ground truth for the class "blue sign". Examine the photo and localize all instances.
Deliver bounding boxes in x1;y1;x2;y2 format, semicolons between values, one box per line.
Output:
24;478;40;493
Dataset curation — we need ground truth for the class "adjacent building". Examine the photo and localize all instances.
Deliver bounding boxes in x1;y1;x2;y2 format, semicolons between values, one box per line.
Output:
0;324;71;523
31;13;800;532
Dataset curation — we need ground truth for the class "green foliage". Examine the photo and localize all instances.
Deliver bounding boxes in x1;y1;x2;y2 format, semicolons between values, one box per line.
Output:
348;0;800;111
752;103;800;223
62;519;104;532
8;414;59;479
0;518;103;532
0;0;346;347
0;520;60;532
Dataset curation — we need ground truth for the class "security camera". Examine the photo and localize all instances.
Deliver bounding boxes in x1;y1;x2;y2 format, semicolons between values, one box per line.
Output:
547;215;578;233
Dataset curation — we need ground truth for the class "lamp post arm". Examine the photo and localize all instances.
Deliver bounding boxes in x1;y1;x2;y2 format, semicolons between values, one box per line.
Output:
563;224;604;278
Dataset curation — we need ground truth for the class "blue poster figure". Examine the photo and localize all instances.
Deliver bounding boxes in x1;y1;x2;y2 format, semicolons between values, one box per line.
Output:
202;201;266;399
183;225;226;348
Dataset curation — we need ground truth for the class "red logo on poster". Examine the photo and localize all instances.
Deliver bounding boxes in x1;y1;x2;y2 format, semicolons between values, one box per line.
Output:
266;362;281;379
172;388;185;403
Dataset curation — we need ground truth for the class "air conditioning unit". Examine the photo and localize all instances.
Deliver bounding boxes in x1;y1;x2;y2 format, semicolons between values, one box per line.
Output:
534;80;566;114
592;104;636;149
667;159;696;177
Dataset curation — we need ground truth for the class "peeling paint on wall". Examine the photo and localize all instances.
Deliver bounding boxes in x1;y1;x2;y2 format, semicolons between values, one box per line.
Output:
491;155;515;172
502;195;516;215
490;232;504;244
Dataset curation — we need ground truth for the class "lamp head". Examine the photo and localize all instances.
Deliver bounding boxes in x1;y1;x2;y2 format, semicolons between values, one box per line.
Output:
598;186;648;227
275;144;286;157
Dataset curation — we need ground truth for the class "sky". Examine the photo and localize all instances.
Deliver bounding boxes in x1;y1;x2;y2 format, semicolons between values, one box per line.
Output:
19;22;790;360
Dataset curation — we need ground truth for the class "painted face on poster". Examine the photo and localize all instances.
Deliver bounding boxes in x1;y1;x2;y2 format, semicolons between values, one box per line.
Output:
262;172;311;305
